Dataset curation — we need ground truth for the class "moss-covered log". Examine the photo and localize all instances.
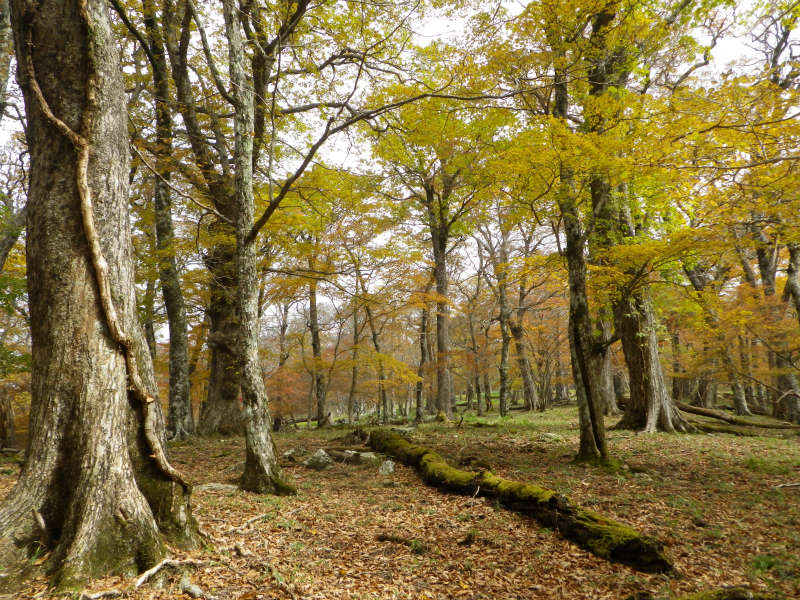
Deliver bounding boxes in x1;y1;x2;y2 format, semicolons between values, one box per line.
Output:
677;402;800;430
627;586;782;600
368;429;672;573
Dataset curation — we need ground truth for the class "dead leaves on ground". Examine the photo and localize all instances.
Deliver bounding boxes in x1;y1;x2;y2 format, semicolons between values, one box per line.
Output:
1;412;798;599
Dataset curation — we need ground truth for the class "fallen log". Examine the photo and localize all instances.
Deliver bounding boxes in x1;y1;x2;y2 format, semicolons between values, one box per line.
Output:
627;586;782;600
676;402;800;430
367;429;672;573
687;421;764;437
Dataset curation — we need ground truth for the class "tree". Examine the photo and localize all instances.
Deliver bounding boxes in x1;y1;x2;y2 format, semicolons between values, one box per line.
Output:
0;0;197;589
370;95;499;419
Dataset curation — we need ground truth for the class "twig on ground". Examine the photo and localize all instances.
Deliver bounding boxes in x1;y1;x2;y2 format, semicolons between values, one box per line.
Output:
78;591;123;600
776;482;800;489
134;558;208;589
227;512;270;534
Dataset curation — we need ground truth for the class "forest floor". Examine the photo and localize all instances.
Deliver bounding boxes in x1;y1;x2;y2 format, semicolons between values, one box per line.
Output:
1;405;799;599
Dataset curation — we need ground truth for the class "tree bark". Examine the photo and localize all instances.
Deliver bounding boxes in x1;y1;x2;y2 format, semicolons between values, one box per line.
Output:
431;222;453;419
1;0;197;588
162;0;241;437
415;306;428;422
347;305;360;424
0;385;14;448
142;0;194;439
308;272;327;427
198;230;243;435
613;291;690;432
785;243;800;330
221;0;293;494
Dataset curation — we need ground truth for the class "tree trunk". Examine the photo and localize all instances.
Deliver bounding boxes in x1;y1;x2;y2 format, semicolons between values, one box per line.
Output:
0;385;14;448
365;304;389;425
199;231;243;435
308;274;327;427
613;290;689;432
510;321;539;411
347;306;359;424
162;0;241;437
143;0;193;440
0;8;26;269
415;306;428;422
142;264;158;360
222;0;293;494
430;217;452;419
785;243;800;330
498;282;511;418
1;0;197;588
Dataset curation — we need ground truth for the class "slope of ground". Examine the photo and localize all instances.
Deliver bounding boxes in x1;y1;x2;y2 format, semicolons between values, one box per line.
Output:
1;406;798;599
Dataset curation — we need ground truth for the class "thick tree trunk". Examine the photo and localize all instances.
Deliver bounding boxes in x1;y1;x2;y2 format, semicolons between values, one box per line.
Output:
162;0;240;437
785;243;800;330
143;0;193;440
510;322;539;411
613;290;689;432
199;231;243;435
430;219;452;419
1;0;197;588
222;0;293;495
370;430;672;573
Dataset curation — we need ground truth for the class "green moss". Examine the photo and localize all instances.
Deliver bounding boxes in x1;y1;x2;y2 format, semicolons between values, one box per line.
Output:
419;453;477;489
675;588;781;600
482;474;556;504
367;428;672;574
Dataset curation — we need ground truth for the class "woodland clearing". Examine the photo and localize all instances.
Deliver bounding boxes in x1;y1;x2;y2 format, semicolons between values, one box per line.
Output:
1;406;798;600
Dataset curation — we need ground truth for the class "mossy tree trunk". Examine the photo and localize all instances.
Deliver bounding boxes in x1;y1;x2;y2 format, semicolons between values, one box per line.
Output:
0;0;198;590
369;430;671;573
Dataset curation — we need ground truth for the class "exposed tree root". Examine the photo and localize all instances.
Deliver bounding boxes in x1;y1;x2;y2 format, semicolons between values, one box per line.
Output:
367;429;672;573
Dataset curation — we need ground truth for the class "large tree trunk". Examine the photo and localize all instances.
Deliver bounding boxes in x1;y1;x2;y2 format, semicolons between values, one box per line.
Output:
162;0;241;437
430;218;453;419
222;0;293;494
785;243;800;330
510;321;539;411
613;290;689;432
1;0;197;589
562;204;609;461
143;0;194;440
199;230;243;435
